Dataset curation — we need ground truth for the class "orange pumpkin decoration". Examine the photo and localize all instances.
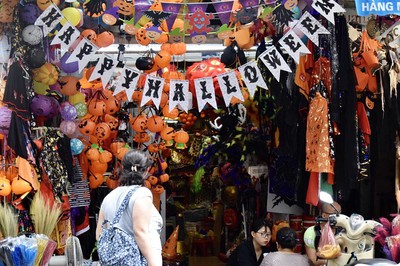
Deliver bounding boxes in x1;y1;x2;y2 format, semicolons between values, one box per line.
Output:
11;177;32;195
99;150;113;163
106;176;119;189
105;114;119;134
158;142;167;151
89;160;108;174
171;42;186;55
110;140;125;155
116;145;130;160
147;116;165;133
131;115;148;132
162;105;179;119
160;126;175;146
88;100;106;116
136;28;151;46
132;90;143;102
148;175;158;185
37;0;60;11
154;50;171;68
89;173;105;189
160;161;168;171
152;184;165;194
161;43;172;53
133;132;150;143
59;76;80;96
6;166;18;181
32;63;59;86
81;29;98;43
94;122;111;140
104;96;120;115
148;143;159;153
154;33;169;44
113;0;134;16
159;173;169;183
80;67;103;90
79;118;96;135
86;147;100;161
160;92;169;108
0;177;11;196
174;129;189;149
96;31;115;48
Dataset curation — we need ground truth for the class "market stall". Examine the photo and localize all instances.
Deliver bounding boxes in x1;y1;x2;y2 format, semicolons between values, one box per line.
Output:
0;0;400;264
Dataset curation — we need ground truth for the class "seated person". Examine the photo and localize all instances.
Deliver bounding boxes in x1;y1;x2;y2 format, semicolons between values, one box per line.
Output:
227;218;272;266
260;227;313;266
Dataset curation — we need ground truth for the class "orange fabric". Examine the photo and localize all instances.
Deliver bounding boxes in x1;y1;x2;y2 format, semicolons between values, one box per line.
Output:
16;156;39;191
306;172;319;206
310;57;332;99
305;92;334;174
295;55;311;99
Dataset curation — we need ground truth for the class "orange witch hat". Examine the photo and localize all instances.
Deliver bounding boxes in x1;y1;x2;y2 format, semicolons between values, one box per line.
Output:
162;225;179;260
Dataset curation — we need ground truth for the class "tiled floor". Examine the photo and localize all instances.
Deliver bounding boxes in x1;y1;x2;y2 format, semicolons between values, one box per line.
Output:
189;256;226;266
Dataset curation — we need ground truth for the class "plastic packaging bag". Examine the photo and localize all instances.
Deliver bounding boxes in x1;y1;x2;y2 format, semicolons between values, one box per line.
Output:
317;223;341;259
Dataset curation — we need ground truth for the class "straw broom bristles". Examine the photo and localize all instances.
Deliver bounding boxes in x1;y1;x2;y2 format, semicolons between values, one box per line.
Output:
0;203;18;238
30;191;62;237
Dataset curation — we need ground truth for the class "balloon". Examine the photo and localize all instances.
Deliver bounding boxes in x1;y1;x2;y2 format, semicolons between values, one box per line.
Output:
60;7;81;26
70;138;84;155
26;49;46;69
20;3;41;24
60;102;78;121
60;52;79;74
30;95;57;117
74;102;88;118
60;120;77;136
33;81;50;95
0;107;12;135
68;92;85;105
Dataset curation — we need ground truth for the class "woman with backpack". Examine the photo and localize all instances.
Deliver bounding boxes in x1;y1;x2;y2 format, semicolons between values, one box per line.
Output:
96;149;163;266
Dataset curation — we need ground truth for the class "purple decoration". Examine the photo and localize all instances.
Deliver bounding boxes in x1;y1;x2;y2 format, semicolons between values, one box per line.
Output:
161;2;181;31
20;3;42;24
30;95;57;117
0;107;12;135
48;97;60;118
135;0;152;25
60;52;79;74
60;102;78;121
60;120;77;136
187;3;207;13
212;1;234;25
239;0;259;8
104;6;119;18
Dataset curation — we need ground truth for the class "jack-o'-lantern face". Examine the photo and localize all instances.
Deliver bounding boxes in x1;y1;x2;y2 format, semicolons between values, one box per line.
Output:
146;28;161;41
169;35;183;43
113;0;134;16
36;0;59;11
105;115;119;132
94;123;111;140
217;30;232;40
0;5;14;23
131;115;148;132
135;28;151;46
0;178;11;196
191;34;207;44
78;118;96;135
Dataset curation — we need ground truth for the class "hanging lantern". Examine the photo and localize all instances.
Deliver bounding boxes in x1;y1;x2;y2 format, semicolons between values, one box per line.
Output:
94;122;111;140
104;96;120;115
88;99;106;117
96;31;115;48
59;76;80;96
89;160;108;174
173;129;189;149
78;118;96;135
131;115;148;132
162;104;179;119
160;126;175;146
89;173;105;189
154;50;171;68
147;115;165;133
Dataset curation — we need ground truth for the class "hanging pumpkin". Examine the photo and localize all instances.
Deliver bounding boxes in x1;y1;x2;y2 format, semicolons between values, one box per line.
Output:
160;43;172;54
32;63;59;86
136;28;151;46
174;129;189;149
36;0;59;11
106;176;119;189
160;92;169;108
133;132;150;143
170;42;186;55
99;150;113;163
104;96;120;115
154;50;171;68
162;104;179;119
132;89;143;102
148;143;159;153
158;142;167;151
81;29;98;43
131;115;148;132
159;173;169;183
144;179;151;189
160;126;175;146
113;0;134;16
80;67;103;90
146;115;165;133
79;118;96;135
89;160;108;174
116;145;131;160
110;139;125;155
94;122;111;140
86;146;100;161
105;114;119;135
95;31;115;48
89;173;105;189
88;99;106;116
148;175;159;186
0;177;11;196
154;33;169;44
11;177;32;195
59;75;80;96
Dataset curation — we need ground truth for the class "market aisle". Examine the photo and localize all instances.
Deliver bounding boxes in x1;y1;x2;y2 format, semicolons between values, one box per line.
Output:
189;256;226;266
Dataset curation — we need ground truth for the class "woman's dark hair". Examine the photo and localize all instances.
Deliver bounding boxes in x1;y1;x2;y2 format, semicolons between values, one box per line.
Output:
250;218;272;236
119;149;152;186
276;227;298;249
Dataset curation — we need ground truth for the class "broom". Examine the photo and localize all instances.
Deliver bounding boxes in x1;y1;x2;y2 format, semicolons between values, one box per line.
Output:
30;191;62;237
0;203;18;239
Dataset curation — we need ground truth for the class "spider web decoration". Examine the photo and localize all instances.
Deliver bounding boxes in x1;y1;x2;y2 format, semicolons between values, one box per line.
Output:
144;10;171;27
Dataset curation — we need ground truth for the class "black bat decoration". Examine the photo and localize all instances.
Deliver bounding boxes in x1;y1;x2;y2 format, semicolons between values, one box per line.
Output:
83;0;107;17
144;10;171;27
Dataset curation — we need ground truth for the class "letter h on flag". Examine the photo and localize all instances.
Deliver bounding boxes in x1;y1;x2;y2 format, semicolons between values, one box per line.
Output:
141;75;165;109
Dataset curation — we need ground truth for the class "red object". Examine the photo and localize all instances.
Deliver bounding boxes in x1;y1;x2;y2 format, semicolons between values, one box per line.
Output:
306;172;319;206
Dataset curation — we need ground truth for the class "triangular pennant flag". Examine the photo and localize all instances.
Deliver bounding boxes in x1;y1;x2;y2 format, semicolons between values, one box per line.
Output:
161;2;182;31
239;0;260;8
312;0;345;25
187;3;208;13
194;77;217;111
51;22;81;57
238;60;268;98
294;12;330;46
134;0;152;25
278;30;311;64
65;38;98;73
141;75;165;109
259;46;292;82
212;1;234;25
34;3;63;36
217;71;244;107
89;54;117;88
169;79;189;113
113;67;141;100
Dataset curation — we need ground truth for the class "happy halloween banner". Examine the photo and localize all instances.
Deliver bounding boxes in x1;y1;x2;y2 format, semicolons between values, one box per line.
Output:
35;1;344;111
